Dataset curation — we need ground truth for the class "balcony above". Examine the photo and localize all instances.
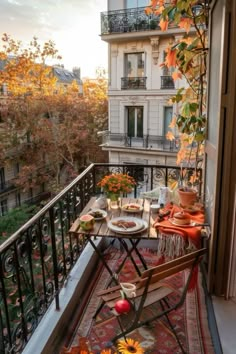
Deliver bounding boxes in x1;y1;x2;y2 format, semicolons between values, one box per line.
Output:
100;132;179;152
100;6;188;42
101;7;159;35
121;77;147;90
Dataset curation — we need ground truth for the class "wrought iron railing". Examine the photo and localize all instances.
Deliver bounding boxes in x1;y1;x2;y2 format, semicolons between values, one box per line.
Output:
121;77;147;90
101;132;179;151
161;75;175;89
0;163;201;353
101;7;160;35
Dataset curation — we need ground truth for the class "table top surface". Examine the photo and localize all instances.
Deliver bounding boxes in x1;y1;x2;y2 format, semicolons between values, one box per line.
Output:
69;197;158;239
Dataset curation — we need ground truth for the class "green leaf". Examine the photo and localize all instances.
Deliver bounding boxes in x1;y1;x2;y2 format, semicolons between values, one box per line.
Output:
187;38;200;51
177;42;188;51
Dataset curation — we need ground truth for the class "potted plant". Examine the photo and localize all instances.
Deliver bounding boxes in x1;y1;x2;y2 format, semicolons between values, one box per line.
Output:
97;173;136;208
146;1;208;204
150;19;157;30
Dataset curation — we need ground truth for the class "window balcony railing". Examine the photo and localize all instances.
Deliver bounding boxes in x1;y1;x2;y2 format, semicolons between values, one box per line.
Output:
0;178;17;193
0;163;202;353
101;7;161;35
101;132;179;152
121;77;147;90
161;75;175;89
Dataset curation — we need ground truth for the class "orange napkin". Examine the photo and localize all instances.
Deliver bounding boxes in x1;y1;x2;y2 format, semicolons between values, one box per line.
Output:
154;204;205;249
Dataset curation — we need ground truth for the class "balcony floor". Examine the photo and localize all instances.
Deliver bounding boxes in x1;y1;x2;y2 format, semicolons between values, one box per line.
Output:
212;297;236;354
60;245;221;354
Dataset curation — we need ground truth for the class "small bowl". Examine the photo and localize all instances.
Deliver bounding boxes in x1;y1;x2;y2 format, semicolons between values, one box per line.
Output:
150;204;160;213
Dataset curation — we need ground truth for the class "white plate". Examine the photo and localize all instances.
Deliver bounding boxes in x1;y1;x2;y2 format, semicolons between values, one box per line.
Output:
107;217;144;234
121;203;143;213
169;218;195;227
88;208;107;220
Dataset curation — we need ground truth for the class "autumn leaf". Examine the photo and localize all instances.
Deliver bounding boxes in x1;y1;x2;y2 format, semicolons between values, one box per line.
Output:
165;48;177;67
172;71;182;81
170;180;178;191
178;18;193;33
169;116;177;128
145;7;152;15
160;18;168;31
166;131;175;141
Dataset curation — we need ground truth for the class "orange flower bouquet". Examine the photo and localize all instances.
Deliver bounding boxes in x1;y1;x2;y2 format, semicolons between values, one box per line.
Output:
97;173;136;200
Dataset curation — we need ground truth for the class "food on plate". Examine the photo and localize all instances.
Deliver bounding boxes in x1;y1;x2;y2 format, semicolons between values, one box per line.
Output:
123;204;141;211
89;210;104;218
112;219;137;229
173;211;191;225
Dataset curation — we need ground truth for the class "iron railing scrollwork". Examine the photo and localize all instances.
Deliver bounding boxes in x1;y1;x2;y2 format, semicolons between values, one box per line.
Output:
161;75;175;89
121;77;147;90
101;7;161;35
0;163;202;353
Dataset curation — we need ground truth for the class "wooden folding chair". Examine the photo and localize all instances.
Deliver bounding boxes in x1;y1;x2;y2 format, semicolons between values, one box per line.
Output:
95;248;206;353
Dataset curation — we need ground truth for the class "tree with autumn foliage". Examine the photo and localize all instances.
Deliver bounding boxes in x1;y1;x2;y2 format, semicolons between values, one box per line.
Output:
146;1;208;186
0;34;108;195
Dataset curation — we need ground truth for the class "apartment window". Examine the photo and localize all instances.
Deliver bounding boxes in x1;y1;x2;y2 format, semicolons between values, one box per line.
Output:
0;167;5;190
0;199;8;216
125;53;145;78
15;192;21;207
127;107;143;138
126;0;149;8
163;106;173;136
14;162;20;177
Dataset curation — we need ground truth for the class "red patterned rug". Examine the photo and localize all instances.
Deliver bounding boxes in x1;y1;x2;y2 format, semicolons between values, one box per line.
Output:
68;248;215;354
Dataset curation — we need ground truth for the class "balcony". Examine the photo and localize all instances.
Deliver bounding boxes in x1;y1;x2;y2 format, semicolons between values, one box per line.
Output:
161;76;175;89
100;132;179;152
0;163;204;353
101;7;160;35
121;77;147;90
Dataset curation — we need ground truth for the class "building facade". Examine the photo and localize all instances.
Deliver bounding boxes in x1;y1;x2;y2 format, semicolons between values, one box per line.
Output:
100;0;190;167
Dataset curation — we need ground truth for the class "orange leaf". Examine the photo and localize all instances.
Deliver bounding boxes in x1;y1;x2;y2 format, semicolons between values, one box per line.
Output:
160;18;168;31
178;18;193;33
172;71;182;81
169;116;177;128
166;131;175;141
145;7;153;15
165;48;177;67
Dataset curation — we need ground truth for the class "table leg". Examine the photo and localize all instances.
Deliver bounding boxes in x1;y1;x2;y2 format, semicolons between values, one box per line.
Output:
87;237;119;284
116;239;147;276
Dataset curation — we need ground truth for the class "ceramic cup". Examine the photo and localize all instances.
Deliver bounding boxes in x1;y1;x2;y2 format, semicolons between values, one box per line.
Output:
120;282;136;298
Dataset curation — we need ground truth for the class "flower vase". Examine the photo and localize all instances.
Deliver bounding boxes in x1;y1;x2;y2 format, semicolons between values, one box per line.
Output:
108;193;120;210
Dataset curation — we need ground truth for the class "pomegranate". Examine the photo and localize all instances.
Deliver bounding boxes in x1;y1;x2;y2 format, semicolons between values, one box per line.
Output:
114;299;131;314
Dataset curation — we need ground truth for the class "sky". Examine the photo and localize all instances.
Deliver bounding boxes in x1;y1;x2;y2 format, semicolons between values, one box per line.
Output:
0;0;108;78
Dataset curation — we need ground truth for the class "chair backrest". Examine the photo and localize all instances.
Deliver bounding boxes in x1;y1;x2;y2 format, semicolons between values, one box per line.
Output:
138;248;206;288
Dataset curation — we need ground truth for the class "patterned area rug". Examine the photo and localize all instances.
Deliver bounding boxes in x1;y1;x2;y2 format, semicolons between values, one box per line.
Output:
68;248;215;353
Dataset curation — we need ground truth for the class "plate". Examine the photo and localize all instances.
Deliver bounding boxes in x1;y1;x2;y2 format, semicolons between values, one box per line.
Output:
88;208;107;220
169;218;195;227
121;203;143;213
107;217;144;234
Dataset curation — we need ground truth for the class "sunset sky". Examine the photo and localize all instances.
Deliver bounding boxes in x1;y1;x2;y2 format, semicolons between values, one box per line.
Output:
0;0;108;78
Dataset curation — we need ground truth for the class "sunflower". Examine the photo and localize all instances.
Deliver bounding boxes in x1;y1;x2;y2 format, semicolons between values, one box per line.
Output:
117;338;144;354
